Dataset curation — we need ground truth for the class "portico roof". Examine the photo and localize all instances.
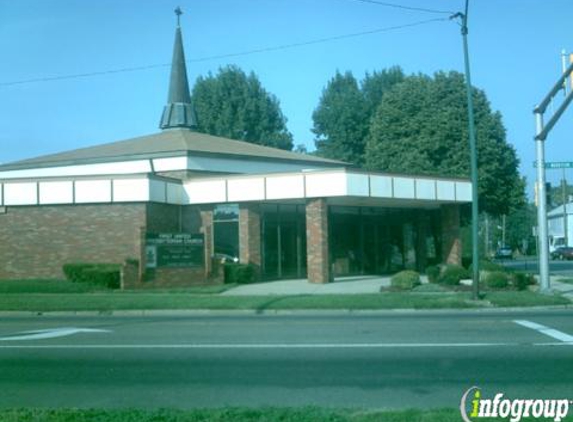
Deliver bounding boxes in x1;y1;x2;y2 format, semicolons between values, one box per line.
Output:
0;128;345;172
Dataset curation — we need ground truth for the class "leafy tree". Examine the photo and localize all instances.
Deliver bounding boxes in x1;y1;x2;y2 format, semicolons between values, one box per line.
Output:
312;71;369;165
365;71;524;216
192;65;293;150
548;181;573;208
312;68;404;166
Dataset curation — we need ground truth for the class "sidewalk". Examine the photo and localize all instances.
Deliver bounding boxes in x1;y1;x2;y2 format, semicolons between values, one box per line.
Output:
548;277;573;301
222;275;423;296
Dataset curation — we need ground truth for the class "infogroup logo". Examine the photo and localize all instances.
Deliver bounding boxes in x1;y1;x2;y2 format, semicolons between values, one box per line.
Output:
460;386;571;422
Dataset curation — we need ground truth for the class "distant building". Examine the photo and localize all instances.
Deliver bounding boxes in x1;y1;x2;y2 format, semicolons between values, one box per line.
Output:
0;17;471;287
548;202;573;251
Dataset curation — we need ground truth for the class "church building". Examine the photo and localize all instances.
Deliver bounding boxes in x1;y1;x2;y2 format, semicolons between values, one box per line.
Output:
0;14;471;287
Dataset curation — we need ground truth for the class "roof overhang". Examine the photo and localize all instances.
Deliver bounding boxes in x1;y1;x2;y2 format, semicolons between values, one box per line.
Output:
0;168;471;208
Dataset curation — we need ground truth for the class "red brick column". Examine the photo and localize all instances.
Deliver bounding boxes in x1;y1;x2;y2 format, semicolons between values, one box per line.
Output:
200;206;214;277
239;203;261;269
441;204;461;265
306;198;331;284
415;211;428;271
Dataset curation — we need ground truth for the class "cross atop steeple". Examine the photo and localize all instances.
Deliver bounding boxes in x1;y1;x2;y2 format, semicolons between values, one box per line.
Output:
174;6;183;27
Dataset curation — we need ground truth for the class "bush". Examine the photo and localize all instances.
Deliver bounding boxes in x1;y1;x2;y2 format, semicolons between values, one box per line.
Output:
62;263;121;289
468;260;506;274
390;270;421;290
511;272;536;291
438;264;470;286
425;265;441;284
224;263;258;284
485;271;510;289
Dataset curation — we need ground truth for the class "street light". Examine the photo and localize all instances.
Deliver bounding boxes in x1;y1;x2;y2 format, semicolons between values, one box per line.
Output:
452;0;480;300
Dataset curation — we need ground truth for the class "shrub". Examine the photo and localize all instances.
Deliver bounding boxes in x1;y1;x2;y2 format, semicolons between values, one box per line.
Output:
390;270;421;290
511;272;536;291
468;260;506;274
485;271;510;289
438;264;470;286
425;265;441;284
62;263;121;289
224;263;258;284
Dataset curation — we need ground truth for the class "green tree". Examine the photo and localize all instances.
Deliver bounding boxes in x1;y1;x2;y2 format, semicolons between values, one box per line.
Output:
312;68;404;166
365;71;524;216
548;180;573;208
312;71;369;165
192;65;293;150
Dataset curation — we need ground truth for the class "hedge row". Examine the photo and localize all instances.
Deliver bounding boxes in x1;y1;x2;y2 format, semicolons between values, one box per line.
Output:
62;263;121;289
223;263;259;284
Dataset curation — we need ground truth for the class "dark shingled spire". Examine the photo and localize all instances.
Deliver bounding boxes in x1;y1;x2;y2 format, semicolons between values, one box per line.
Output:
159;7;197;130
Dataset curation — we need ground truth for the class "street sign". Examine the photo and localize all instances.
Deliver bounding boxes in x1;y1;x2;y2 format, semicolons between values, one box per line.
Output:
533;161;573;169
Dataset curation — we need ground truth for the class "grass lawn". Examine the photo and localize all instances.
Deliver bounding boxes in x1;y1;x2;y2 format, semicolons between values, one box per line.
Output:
1;407;571;422
0;288;567;313
4;407;573;422
0;279;235;294
557;278;573;285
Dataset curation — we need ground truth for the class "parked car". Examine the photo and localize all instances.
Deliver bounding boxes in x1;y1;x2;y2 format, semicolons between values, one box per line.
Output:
494;246;513;260
550;246;573;260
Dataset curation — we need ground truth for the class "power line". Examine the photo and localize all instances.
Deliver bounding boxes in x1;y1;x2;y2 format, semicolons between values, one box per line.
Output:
342;0;455;15
1;17;448;87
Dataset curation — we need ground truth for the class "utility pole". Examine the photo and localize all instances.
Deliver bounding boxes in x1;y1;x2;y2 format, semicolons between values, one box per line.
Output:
451;0;480;300
561;51;569;248
533;59;573;292
563;169;569;247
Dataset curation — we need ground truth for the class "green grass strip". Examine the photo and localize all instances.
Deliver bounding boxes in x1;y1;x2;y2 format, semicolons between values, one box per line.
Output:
0;290;567;313
1;407;572;422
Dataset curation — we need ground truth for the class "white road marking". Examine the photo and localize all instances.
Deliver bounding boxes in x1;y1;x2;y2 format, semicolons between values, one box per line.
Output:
0;327;111;341
514;320;573;343
0;342;517;349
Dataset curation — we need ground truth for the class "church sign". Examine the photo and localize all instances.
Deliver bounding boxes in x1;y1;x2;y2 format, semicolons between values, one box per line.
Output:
145;233;204;268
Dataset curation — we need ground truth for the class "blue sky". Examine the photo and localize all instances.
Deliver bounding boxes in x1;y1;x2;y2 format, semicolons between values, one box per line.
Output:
1;0;572;194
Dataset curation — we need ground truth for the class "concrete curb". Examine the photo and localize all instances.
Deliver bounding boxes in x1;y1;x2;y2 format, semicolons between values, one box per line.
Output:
0;305;571;318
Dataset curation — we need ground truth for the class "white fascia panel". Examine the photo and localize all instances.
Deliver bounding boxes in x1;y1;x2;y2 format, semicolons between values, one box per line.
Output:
39;181;73;204
436;180;456;201
4;182;38;205
305;172;347;198
113;179;149;202
0;184;3;205
227;178;265;202
75;180;111;203
393;177;415;199
265;175;304;200
0;160;151;180
166;183;183;204
416;179;436;200
153;156;188;172
149;179;167;203
187;155;333;174
456;181;472;202
370;175;393;198
184;180;226;204
346;173;369;197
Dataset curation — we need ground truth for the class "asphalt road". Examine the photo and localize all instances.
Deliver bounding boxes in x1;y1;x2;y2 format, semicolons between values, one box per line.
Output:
499;257;573;277
0;310;572;410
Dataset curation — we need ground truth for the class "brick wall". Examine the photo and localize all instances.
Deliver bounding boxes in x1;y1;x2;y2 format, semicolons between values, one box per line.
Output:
239;203;261;269
441;204;462;265
0;204;145;279
306;198;331;284
146;203;181;233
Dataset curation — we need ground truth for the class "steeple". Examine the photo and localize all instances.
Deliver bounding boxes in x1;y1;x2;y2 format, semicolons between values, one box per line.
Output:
159;7;197;130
